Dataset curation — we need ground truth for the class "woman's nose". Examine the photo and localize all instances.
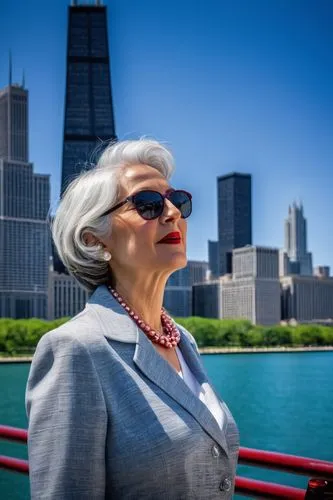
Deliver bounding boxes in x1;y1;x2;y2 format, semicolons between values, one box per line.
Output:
160;199;181;222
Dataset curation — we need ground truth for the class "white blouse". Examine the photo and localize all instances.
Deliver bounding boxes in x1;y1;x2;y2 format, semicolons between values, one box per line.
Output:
175;346;224;430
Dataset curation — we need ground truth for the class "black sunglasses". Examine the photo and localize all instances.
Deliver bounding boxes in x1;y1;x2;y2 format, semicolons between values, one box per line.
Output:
101;189;192;221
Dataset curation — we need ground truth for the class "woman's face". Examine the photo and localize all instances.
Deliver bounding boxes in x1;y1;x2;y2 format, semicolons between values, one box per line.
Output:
104;164;188;279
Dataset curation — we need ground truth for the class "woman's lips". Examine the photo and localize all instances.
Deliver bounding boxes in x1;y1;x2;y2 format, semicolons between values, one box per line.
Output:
157;232;181;244
158;238;181;244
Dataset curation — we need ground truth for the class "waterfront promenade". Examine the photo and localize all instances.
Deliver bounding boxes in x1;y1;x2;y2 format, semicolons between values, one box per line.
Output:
1;345;333;362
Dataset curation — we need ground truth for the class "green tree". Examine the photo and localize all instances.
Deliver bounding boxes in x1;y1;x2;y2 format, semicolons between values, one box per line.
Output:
245;326;265;347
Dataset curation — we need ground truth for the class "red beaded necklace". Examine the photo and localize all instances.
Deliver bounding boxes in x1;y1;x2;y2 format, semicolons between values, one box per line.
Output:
108;286;180;349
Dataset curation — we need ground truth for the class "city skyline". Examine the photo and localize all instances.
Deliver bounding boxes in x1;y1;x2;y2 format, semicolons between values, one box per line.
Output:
1;0;332;269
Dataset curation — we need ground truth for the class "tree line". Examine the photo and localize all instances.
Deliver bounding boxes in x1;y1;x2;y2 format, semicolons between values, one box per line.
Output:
176;317;333;348
1;317;333;356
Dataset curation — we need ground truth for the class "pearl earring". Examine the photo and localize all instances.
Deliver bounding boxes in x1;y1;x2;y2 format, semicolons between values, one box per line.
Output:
97;244;111;261
103;251;112;261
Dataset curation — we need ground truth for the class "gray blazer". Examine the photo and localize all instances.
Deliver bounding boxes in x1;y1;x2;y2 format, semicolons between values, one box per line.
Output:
26;285;239;499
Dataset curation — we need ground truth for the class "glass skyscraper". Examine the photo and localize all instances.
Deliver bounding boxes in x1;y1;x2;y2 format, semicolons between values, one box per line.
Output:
217;172;252;275
61;0;116;195
0;82;50;319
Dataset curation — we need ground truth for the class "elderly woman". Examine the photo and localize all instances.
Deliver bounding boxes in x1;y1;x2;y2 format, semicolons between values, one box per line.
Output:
26;139;239;499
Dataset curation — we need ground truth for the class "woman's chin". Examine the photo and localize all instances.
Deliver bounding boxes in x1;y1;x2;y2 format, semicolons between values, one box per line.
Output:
162;252;187;271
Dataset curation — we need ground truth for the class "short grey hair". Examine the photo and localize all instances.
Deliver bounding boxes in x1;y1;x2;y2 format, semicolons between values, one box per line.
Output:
51;139;175;292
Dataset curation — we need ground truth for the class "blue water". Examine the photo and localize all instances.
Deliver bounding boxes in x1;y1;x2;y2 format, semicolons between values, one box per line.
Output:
0;352;332;499
203;351;333;497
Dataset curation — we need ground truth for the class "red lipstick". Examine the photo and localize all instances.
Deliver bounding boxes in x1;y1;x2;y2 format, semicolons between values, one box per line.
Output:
157;231;181;244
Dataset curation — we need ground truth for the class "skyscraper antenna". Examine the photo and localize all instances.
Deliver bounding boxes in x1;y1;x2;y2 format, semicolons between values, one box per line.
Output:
9;50;12;86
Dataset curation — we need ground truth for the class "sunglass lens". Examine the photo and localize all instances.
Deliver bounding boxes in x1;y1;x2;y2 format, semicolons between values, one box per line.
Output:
169;191;192;219
134;191;163;220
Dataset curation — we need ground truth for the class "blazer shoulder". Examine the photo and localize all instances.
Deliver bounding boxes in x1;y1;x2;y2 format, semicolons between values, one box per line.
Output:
37;305;106;354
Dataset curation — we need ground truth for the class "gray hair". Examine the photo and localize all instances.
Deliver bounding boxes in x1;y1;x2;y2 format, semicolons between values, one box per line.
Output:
51;139;175;292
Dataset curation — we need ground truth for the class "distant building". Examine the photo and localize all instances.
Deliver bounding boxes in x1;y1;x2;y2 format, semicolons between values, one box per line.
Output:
284;202;313;276
167;261;208;287
0;81;50;318
48;270;88;320
314;266;330;279
208;240;219;278
279;249;290;277
222;278;281;326
0;77;28;162
193;278;223;319
281;275;333;322
61;0;116;195
222;246;281;325
217;173;252;275
164;260;208;317
232;245;279;280
163;288;192;318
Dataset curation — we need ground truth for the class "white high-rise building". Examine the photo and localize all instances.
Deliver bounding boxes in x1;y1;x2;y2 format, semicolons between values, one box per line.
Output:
223;246;281;325
284;202;313;276
232;245;279;280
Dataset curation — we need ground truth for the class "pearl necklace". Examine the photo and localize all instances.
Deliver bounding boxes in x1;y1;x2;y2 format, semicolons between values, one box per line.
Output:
108;286;180;349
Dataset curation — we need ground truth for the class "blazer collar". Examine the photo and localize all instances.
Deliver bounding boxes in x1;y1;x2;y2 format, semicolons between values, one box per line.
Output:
87;285;229;453
87;284;138;343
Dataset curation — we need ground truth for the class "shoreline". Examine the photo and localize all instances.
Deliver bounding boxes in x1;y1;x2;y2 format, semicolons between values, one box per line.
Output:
1;345;333;362
199;346;333;354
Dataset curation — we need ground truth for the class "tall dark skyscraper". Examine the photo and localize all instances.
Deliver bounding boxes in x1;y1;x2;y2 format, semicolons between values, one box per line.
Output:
217;173;252;275
54;0;117;274
61;0;116;194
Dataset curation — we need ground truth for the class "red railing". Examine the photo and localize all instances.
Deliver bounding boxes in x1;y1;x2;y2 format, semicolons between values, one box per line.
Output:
239;447;333;479
1;424;333;498
0;425;29;475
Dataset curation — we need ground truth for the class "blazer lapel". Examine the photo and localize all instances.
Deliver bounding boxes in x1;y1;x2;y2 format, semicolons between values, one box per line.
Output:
133;328;229;454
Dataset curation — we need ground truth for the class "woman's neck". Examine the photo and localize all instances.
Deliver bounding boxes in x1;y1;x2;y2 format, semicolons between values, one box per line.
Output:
112;272;168;333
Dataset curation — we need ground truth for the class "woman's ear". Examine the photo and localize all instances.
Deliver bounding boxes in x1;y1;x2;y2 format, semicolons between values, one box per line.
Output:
82;231;98;247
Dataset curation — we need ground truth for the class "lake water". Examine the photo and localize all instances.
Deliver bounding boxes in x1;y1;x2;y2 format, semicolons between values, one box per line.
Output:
1;351;332;499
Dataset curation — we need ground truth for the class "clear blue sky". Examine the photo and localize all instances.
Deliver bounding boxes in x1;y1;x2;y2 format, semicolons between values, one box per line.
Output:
1;0;333;268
